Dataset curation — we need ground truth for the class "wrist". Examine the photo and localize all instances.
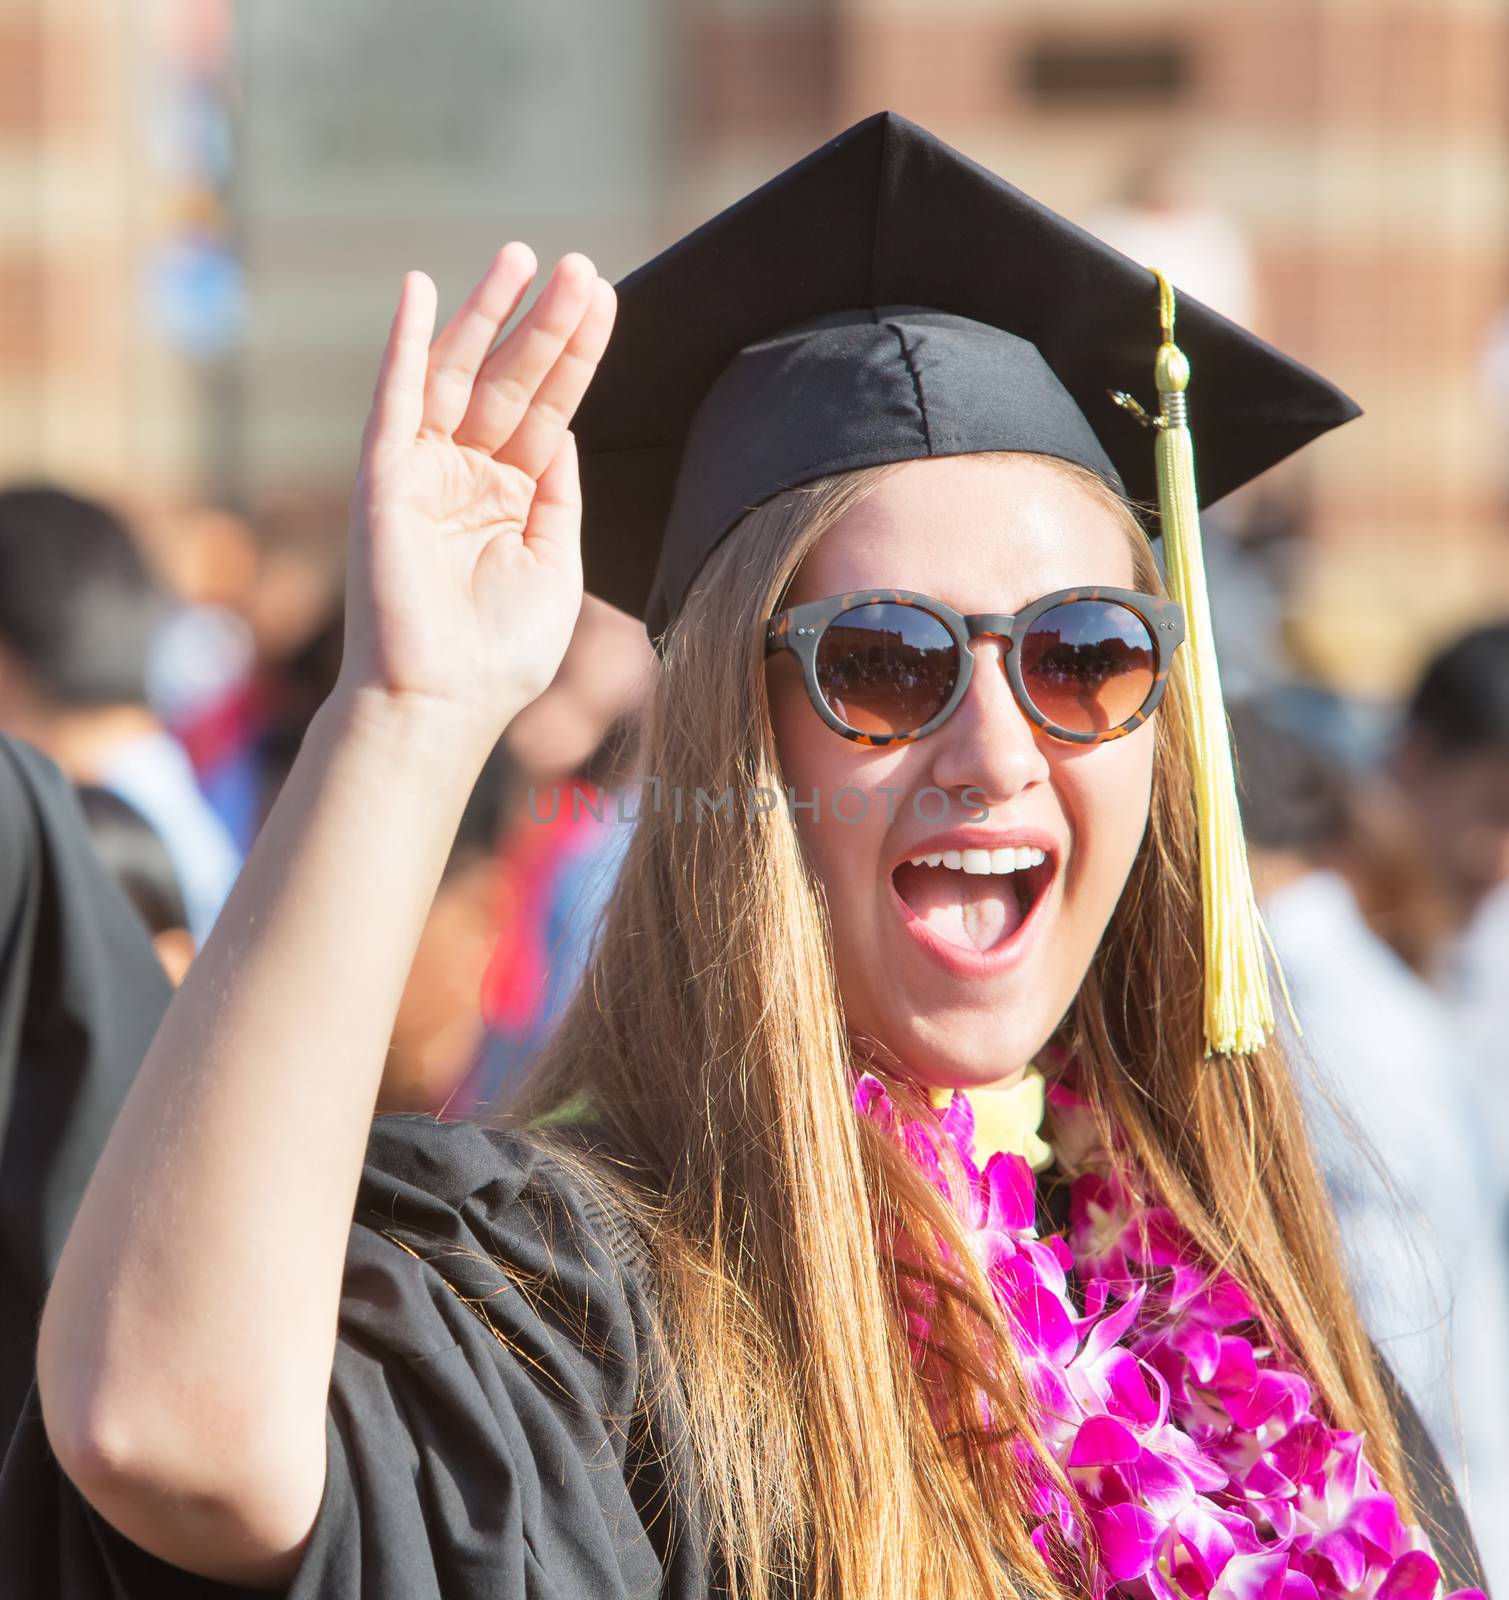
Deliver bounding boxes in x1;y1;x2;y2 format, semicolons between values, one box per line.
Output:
316;681;507;784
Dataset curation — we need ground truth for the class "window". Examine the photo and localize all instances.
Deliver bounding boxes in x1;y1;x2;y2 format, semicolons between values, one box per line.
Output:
1020;39;1192;106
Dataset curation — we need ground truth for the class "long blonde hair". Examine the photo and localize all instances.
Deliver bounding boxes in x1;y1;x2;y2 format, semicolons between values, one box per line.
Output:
507;455;1410;1600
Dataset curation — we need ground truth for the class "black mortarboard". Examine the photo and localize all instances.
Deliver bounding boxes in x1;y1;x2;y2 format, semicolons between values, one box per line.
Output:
575;109;1359;641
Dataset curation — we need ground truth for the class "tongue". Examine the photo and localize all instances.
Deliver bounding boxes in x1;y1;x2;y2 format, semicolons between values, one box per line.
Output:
893;863;1026;952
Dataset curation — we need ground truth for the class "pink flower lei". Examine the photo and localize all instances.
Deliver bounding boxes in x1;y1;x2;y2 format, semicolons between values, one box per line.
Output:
854;1067;1485;1600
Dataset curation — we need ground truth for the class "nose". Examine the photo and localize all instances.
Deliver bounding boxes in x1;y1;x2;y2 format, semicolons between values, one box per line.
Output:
926;635;1051;802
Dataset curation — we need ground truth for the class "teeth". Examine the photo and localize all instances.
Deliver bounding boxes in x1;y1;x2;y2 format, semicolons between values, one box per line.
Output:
905;846;1047;875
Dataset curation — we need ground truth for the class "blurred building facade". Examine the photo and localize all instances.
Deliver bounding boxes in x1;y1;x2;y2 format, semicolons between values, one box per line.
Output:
0;0;230;509
230;0;676;534
684;0;1509;697
3;0;1507;696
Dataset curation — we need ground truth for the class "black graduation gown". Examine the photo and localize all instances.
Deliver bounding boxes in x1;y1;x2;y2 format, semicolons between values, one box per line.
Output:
0;736;173;1447
0;1115;713;1600
0;1114;1486;1597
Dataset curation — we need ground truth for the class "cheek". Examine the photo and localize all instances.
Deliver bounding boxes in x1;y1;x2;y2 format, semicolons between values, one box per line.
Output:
1060;727;1156;899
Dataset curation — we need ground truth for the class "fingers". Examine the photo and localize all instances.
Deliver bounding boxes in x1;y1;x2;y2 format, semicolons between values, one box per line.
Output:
419;243;537;440
522;429;583;568
488;278;616;481
363;272;438;461
374;250;613;491
450;253;604;461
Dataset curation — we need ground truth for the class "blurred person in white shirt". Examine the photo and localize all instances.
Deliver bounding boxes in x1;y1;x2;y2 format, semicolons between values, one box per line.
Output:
1232;699;1509;1595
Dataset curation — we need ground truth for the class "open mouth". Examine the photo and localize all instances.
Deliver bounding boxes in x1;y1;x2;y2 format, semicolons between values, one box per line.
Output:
891;847;1055;953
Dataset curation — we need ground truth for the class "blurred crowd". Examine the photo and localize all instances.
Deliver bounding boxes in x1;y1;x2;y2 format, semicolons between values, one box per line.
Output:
0;483;654;1112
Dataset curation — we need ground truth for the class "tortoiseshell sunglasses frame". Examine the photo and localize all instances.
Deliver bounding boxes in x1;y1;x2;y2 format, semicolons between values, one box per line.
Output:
764;586;1187;747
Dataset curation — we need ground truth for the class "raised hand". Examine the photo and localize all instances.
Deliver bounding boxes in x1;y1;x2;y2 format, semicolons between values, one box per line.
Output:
33;246;623;1597
341;245;617;743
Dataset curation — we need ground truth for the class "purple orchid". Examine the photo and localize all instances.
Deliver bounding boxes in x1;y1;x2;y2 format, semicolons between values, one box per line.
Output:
854;1071;1486;1600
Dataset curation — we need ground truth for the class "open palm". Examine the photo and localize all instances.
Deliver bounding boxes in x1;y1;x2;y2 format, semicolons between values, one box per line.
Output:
342;245;617;741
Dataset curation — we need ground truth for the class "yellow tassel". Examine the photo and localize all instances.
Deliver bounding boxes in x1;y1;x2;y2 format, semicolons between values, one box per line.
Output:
1146;273;1280;1058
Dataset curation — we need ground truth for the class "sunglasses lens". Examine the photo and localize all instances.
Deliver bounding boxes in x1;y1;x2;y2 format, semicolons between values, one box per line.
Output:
815;603;958;736
1019;600;1158;735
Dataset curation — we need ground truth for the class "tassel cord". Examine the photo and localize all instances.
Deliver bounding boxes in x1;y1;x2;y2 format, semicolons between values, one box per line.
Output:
1147;274;1296;1057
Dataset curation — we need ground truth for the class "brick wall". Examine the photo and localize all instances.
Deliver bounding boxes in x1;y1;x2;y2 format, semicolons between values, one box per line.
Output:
683;0;1509;693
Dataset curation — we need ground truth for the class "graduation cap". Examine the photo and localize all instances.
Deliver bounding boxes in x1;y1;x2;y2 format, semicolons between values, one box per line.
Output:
575;110;1361;1058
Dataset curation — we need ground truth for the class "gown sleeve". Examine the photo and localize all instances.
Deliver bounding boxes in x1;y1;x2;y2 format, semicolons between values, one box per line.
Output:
0;1116;710;1600
0;736;172;1445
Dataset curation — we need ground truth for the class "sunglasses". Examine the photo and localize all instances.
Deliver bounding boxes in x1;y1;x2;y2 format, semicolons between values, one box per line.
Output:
764;587;1186;746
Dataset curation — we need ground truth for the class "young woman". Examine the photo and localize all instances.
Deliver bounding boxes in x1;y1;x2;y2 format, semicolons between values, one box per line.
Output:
4;115;1487;1599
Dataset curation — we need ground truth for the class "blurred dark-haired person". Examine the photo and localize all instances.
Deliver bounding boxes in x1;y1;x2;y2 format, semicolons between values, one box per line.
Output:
1395;620;1509;928
453;595;651;1116
379;745;519;1115
1395;619;1509;1042
75;787;195;986
1393;622;1509;1049
1232;700;1509;1592
1393;623;1509;1531
0;487;242;945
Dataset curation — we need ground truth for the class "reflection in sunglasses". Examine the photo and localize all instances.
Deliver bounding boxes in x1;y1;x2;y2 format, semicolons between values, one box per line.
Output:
1022;607;1156;734
768;588;1179;746
814;600;1156;739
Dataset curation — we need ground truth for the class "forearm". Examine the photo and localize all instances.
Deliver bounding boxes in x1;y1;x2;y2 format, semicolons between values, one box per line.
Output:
37;685;495;1572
